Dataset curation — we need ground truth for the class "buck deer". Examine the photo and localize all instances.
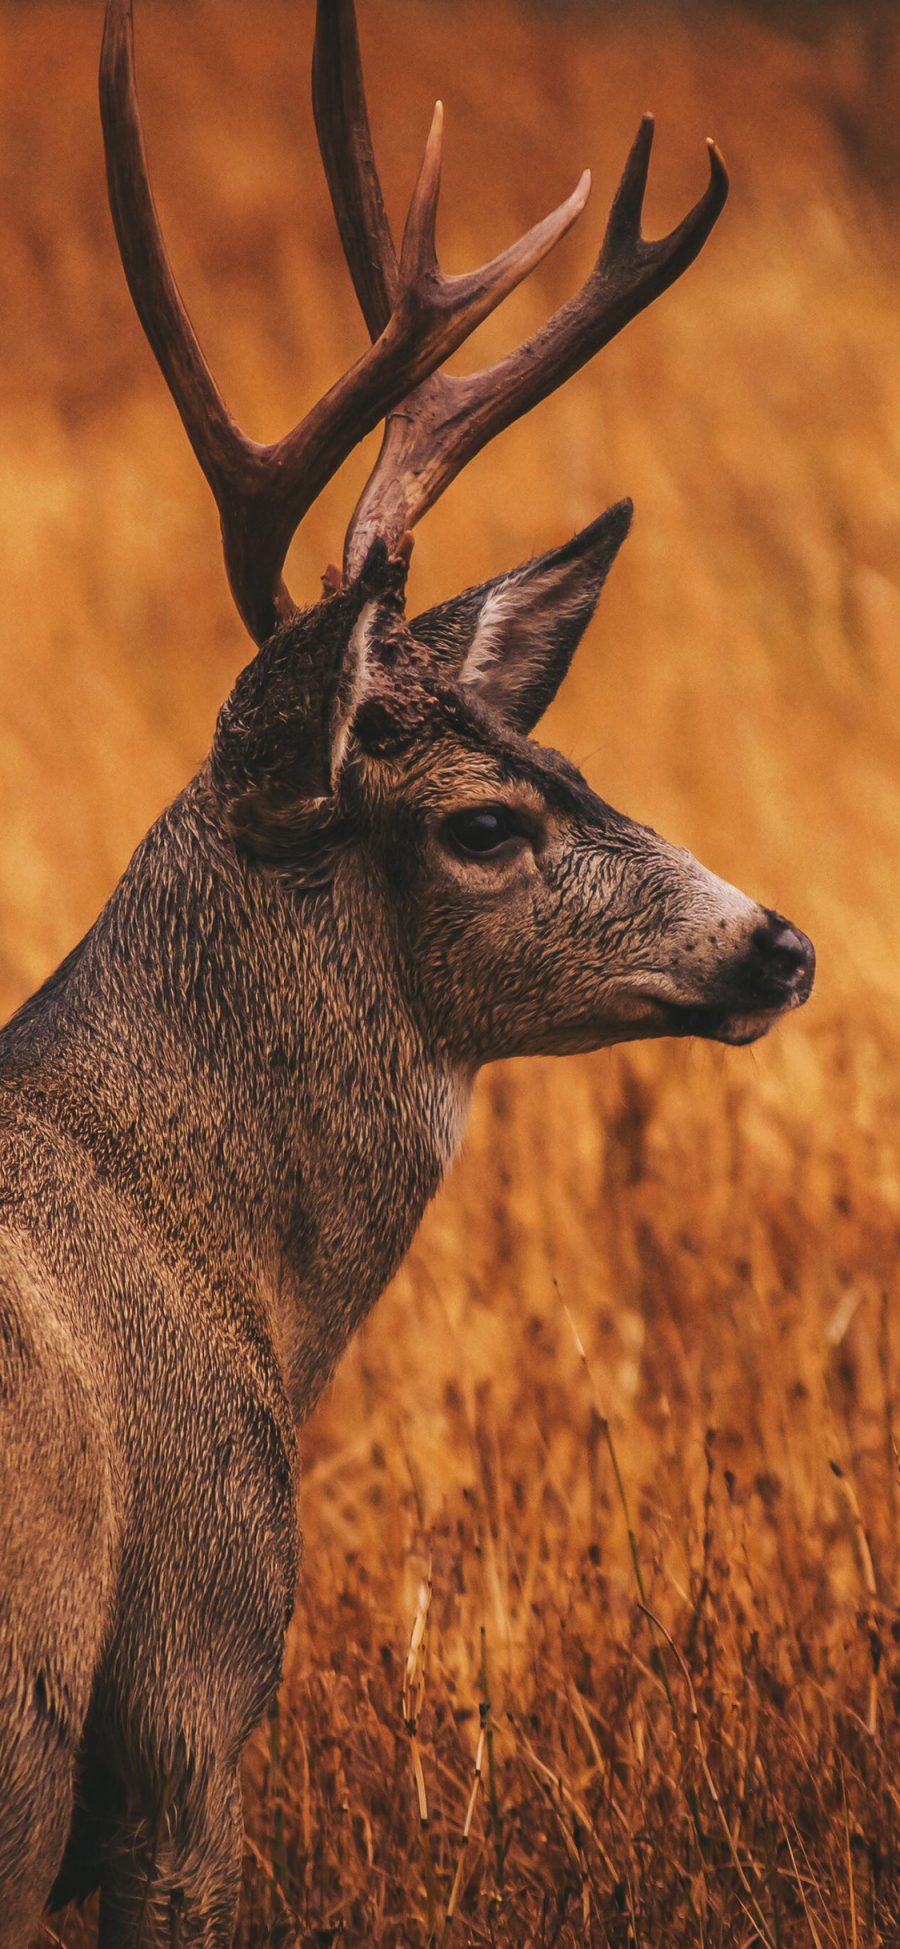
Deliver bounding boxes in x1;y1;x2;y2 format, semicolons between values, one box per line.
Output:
0;0;814;1940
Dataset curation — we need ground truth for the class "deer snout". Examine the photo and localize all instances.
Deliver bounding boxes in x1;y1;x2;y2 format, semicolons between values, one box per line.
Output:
742;910;816;1011
645;886;816;1048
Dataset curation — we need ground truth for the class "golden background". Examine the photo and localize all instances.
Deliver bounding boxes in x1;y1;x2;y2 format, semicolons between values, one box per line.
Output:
2;1;898;1941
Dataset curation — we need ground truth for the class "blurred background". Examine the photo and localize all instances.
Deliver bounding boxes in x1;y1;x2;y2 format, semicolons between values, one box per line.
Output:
3;1;899;1942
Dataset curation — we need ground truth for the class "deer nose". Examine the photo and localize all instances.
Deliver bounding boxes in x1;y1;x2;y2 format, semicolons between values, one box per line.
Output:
749;911;815;1005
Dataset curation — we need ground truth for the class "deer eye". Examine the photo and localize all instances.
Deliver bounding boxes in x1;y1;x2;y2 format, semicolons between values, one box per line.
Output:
444;806;520;860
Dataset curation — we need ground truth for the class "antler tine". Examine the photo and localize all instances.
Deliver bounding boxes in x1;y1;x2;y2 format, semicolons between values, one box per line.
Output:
312;0;397;338
99;0;260;492
602;111;656;251
343;111;729;577
400;102;444;281
102;0;590;643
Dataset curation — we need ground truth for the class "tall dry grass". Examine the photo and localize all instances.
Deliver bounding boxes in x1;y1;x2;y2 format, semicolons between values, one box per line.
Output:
2;1;898;1942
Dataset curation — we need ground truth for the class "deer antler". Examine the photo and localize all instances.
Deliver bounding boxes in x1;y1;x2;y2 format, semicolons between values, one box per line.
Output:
313;0;728;580
99;0;590;644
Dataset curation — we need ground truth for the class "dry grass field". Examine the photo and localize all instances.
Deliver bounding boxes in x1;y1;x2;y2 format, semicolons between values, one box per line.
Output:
2;0;899;1942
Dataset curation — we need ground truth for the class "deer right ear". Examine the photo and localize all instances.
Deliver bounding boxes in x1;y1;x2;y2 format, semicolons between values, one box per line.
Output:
411;502;633;734
209;591;376;858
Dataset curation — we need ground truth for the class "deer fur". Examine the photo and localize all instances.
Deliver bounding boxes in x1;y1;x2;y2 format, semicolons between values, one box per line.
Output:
0;3;815;1940
0;526;813;1943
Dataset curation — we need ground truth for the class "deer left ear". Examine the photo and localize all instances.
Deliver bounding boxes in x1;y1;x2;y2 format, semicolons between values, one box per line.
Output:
411;500;633;734
210;586;378;867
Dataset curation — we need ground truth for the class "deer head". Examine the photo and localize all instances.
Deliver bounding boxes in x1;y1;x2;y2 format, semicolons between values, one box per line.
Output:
99;0;814;1074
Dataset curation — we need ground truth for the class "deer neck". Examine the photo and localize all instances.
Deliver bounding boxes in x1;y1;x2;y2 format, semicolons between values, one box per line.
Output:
2;783;472;1420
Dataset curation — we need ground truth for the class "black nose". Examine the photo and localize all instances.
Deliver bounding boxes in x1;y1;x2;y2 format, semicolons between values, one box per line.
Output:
748;911;816;1006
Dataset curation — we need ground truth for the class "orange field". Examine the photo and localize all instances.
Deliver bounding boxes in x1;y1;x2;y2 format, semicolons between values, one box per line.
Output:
2;2;899;1943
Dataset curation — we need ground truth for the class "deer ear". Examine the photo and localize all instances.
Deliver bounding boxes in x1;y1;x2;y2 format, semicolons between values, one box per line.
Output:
210;592;376;855
411;501;633;733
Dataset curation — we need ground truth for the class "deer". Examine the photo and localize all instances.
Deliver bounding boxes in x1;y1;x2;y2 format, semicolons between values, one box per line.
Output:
0;0;815;1940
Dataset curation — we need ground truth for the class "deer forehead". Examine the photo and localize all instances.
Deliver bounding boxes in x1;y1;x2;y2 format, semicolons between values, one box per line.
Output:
357;730;621;841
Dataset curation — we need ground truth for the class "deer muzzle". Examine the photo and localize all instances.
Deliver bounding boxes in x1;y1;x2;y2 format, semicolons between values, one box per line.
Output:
658;906;816;1047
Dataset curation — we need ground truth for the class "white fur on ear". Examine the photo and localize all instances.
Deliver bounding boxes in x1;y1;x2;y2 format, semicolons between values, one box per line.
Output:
412;500;633;733
458;580;529;690
458;562;599;718
330;599;376;784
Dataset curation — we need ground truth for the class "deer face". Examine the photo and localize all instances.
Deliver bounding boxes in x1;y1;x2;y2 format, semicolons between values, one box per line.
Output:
211;518;814;1071
363;738;813;1066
